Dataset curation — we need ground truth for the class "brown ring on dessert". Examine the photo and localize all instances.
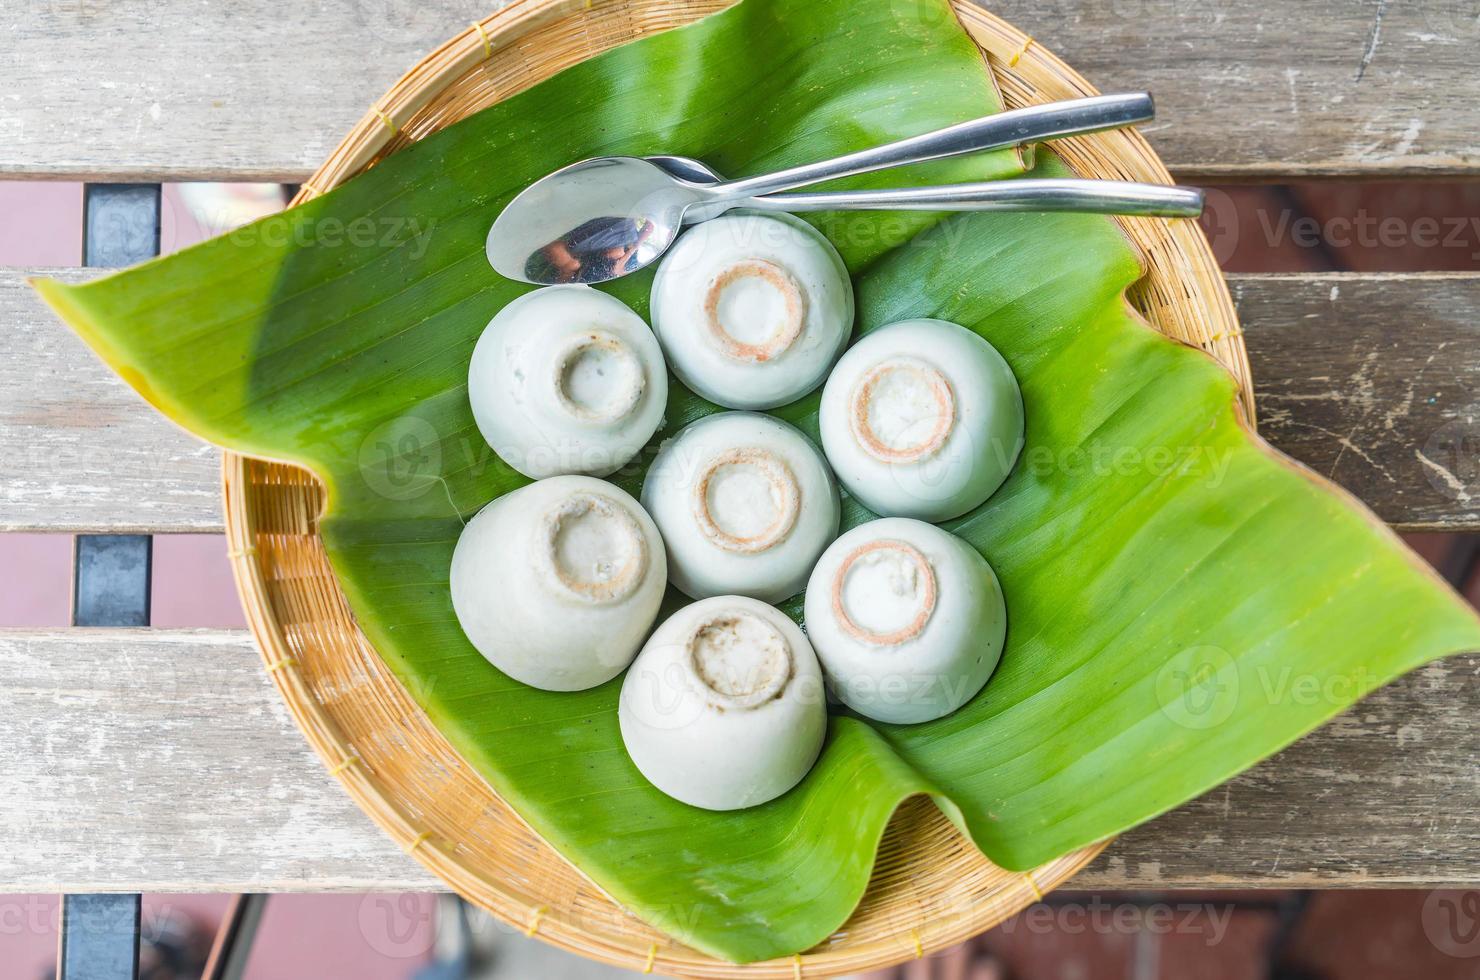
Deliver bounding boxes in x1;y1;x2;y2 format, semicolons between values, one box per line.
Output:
686;609;794;710
550;330;645;424
536;492;648;604
830;539;938;646
702;259;807;363
690;447;801;555
848;357;956;463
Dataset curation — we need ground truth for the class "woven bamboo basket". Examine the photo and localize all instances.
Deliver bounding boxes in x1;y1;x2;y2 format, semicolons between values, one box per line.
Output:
222;1;1251;975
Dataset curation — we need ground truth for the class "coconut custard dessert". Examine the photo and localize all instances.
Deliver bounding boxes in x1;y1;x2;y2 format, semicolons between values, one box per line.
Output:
804;518;1006;724
819;318;1024;522
450;475;666;692
619;595;827;810
469;285;668;479
642;412;840;603
650;213;853;410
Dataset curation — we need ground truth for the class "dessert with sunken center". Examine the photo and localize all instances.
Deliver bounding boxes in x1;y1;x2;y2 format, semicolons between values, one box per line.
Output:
619;595;826;810
804;517;1006;724
451;476;667;691
643;411;840;602
650;213;853;410
469;285;667;479
819;318;1024;522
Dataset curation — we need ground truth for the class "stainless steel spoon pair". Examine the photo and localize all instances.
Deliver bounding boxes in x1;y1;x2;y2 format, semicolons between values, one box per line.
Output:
487;92;1202;285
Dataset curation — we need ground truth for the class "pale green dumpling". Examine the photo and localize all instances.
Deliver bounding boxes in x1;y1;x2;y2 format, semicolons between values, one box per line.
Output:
804;517;1005;724
650;213;852;409
468;285;667;479
819;318;1024;522
619;596;827;810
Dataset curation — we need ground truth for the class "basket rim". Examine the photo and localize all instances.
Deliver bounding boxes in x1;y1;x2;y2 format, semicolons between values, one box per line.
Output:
222;0;1248;975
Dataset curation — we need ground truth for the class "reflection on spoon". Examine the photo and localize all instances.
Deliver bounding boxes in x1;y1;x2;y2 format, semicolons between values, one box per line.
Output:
527;215;659;284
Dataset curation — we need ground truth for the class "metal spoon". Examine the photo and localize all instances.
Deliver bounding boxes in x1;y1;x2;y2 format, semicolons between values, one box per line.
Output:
509;153;1201;284
650;154;1203;219
489;93;1157;285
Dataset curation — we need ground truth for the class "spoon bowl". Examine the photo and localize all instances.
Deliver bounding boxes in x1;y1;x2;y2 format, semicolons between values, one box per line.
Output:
486;156;711;285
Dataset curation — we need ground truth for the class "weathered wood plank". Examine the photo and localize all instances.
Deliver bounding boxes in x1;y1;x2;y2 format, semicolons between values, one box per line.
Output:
0;269;223;533
1084;653;1480;890
0;628;1476;891
0;629;437;892
1237;273;1480;531
5;268;1478;532
986;0;1480;179
3;0;1477;180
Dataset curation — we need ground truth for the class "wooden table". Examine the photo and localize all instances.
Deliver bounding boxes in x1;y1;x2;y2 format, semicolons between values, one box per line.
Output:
3;0;1479;972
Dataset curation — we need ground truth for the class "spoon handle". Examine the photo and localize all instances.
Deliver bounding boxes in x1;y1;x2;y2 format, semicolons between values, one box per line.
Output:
736;178;1205;218
709;93;1155;202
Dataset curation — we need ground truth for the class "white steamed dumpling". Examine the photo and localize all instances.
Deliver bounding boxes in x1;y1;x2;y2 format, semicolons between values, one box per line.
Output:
651;213;852;410
642;412;839;603
619;595;827;810
819;318;1024;522
469;285;667;479
804;517;1006;724
451;476;666;691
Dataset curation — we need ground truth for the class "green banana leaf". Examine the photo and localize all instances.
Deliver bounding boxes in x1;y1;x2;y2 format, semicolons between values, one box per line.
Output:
36;0;1480;963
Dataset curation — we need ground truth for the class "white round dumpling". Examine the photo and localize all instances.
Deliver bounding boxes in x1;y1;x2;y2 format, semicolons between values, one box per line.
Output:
619;595;827;810
819;318;1023;522
469;285;667;479
450;475;666;691
642;412;839;603
650;213;852;409
803;518;1005;724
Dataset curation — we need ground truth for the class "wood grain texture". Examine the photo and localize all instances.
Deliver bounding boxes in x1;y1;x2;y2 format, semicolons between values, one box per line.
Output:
1089;653;1480;889
0;627;1475;892
985;0;1480;178
4;0;1478;180
0;629;430;892
6;268;1478;532
1;269;223;533
1236;272;1480;531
